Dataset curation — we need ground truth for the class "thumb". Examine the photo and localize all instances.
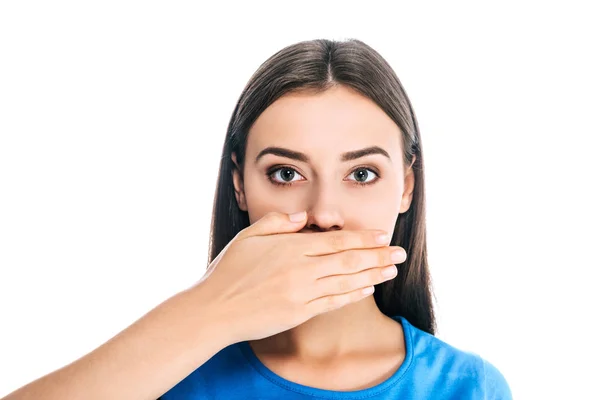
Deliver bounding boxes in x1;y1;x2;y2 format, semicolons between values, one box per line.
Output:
236;211;307;240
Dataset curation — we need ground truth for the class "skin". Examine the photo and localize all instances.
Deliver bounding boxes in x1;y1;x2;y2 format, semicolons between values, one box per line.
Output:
231;84;417;390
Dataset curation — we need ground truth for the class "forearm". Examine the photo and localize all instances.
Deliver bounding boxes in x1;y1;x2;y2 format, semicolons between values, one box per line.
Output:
2;286;232;400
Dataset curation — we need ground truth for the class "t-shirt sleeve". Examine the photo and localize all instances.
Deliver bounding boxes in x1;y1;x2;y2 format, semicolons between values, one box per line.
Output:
483;357;513;400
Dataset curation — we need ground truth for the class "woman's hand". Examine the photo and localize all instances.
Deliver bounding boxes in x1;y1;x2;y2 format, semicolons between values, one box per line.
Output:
191;211;406;343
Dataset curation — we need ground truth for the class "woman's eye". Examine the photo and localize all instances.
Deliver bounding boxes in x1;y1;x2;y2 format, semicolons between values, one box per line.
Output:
346;168;378;184
268;166;378;186
270;167;304;184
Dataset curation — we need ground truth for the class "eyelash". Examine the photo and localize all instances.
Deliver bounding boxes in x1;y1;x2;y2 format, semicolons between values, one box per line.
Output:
266;165;380;187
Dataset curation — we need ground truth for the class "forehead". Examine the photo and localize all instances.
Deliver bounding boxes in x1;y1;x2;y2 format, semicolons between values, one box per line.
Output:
247;85;403;156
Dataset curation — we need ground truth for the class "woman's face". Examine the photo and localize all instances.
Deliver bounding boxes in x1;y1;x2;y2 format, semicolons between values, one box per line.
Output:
232;85;415;238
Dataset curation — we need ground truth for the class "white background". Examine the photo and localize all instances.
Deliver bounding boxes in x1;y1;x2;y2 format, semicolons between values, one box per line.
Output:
1;1;598;398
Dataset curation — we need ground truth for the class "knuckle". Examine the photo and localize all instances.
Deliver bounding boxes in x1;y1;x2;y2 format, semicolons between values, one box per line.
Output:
326;294;342;309
360;232;371;248
265;211;279;219
373;267;387;283
260;211;280;226
328;233;346;251
337;277;351;293
378;249;388;267
342;251;360;270
305;259;321;280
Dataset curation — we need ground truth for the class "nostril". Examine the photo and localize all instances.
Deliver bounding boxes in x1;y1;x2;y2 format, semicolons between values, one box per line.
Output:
305;224;342;232
305;224;325;233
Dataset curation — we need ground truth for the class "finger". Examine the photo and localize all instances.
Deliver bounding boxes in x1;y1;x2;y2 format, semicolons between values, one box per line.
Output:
310;246;406;279
236;211;307;241
305;284;376;316
298;229;391;256
311;264;397;299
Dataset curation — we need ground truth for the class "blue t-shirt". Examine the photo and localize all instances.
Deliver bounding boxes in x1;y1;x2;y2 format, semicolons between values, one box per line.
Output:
161;315;512;399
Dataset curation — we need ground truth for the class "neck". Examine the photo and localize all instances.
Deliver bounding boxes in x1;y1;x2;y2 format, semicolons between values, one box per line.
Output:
249;295;401;361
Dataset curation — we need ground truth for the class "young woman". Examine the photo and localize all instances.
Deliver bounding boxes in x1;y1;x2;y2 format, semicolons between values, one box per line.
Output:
2;39;512;400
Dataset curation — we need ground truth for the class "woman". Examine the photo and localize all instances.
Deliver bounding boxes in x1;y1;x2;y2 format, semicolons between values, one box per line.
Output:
2;39;511;400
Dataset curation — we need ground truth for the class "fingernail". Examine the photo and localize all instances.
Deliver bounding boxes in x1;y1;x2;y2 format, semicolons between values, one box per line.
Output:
382;265;397;278
390;250;406;263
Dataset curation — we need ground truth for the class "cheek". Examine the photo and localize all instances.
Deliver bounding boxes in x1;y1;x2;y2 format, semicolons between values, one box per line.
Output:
343;181;403;233
346;193;400;232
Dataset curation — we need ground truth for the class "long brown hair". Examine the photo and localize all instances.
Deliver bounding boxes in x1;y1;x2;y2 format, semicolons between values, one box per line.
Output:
208;38;436;335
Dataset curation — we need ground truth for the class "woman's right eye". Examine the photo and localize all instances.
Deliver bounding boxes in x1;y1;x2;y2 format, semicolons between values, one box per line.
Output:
268;167;306;186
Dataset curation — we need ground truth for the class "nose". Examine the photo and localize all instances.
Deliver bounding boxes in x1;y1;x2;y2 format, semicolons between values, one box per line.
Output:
304;186;345;232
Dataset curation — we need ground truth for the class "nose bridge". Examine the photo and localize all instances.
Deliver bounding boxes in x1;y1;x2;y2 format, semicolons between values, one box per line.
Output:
306;180;344;231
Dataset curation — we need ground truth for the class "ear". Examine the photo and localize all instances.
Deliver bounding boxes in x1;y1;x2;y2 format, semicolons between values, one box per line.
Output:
399;155;416;214
231;153;248;211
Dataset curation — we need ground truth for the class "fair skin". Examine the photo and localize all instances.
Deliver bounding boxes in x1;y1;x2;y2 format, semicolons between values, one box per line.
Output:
1;84;411;400
232;84;416;390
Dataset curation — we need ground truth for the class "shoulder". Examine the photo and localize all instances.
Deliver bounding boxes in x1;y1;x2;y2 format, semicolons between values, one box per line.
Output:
399;317;512;399
480;357;513;400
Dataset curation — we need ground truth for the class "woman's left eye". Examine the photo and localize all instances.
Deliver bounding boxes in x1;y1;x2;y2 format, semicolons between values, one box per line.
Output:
346;168;379;185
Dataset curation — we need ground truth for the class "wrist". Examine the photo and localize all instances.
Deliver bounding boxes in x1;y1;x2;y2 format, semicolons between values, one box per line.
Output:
175;283;238;350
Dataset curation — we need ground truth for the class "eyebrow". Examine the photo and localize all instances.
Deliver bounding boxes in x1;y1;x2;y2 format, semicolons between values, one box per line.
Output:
254;146;391;164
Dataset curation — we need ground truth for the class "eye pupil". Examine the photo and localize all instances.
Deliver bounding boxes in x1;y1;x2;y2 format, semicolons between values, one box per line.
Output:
354;169;368;182
280;168;295;181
